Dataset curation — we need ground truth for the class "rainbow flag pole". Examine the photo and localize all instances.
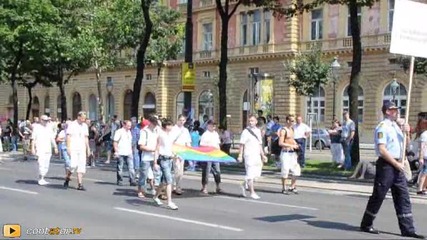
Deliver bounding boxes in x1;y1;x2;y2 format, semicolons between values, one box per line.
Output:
172;145;236;163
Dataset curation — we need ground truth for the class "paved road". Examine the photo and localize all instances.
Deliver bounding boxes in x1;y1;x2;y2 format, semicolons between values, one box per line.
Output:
0;155;426;239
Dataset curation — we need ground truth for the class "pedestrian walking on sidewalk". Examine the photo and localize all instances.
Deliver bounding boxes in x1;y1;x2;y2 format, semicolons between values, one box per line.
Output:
64;111;90;191
200;120;222;194
278;115;301;194
114;120;136;186
293;115;311;168
360;101;424;239
31;115;58;185
237;115;268;199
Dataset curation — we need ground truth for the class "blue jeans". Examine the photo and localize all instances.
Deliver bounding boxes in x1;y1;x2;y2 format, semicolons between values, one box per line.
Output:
117;155;136;183
132;146;140;171
139;160;154;188
11;136;18;152
59;142;71;170
295;138;306;168
342;140;353;170
157;156;173;185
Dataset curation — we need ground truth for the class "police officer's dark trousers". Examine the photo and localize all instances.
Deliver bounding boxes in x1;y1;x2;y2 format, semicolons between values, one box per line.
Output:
361;158;415;235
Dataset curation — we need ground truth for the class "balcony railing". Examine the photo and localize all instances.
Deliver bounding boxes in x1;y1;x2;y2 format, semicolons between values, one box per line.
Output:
199;50;213;59
299;33;392;51
200;0;213;7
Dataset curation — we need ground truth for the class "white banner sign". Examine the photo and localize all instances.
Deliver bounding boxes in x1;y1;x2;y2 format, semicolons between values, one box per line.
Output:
390;0;427;58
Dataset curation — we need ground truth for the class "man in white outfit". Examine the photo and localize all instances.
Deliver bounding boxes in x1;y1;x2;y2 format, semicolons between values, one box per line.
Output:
238;115;268;199
65;111;90;191
31;115;58;185
170;115;191;195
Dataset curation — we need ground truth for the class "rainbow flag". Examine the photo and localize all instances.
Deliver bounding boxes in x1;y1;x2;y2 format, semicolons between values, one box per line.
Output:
173;145;236;163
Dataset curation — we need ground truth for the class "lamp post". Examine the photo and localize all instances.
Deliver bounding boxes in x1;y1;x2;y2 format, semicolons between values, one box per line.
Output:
106;77;114;119
331;57;341;120
390;78;399;102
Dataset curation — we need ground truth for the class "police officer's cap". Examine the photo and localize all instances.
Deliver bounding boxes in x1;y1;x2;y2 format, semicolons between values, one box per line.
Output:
382;101;399;113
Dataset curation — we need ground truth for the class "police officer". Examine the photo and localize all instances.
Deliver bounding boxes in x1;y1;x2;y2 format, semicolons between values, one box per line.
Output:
360;101;424;239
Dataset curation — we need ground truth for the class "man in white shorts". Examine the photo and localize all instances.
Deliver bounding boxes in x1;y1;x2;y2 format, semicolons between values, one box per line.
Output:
278;115;301;194
238;115;268;199
65;111;90;191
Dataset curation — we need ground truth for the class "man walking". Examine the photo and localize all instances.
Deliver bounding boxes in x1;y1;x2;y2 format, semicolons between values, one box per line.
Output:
200;120;222;194
293;115;311;168
64;111;90;191
171;115;191;195
31;115;58;185
360;102;424;239
114;120;136;186
131;117;141;181
341;111;355;170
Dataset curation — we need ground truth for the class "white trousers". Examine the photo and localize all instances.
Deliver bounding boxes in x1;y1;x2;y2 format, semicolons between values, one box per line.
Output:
37;153;52;177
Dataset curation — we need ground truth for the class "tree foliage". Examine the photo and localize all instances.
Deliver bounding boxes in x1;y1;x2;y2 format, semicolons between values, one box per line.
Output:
285;48;331;97
398;56;427;76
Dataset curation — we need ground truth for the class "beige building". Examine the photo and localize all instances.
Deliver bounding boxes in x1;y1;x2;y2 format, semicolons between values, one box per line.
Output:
1;0;426;143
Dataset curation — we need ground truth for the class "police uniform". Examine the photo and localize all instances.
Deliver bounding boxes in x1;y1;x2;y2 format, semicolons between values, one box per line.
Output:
360;102;423;238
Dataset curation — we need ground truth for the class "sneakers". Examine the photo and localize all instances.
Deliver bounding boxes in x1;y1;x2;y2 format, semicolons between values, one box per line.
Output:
240;183;247;197
167;202;178;210
38;179;49;186
153;197;163;206
63;179;69;189
288;187;299;194
250;193;260;200
77;184;86;191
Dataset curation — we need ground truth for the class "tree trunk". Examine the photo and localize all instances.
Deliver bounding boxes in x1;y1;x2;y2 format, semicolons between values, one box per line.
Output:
95;62;104;123
218;16;229;128
59;78;67;121
11;75;18;128
131;0;153;118
348;0;361;166
26;86;33;121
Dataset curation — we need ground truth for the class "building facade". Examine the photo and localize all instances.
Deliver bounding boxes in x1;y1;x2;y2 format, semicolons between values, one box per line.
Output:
1;0;427;143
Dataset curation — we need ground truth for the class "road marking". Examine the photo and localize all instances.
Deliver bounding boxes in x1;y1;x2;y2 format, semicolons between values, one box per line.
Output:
0;167;11;170
215;196;318;211
0;186;38;195
114;207;243;232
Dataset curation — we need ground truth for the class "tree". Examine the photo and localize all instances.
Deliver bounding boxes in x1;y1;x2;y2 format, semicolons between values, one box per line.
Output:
268;0;378;166
399;56;427;76
19;76;52;120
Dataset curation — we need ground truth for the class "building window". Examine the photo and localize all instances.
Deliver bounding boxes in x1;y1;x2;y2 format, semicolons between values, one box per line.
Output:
388;0;395;32
89;94;98;121
342;85;364;122
146;74;152;81
306;87;325;122
249;67;259;75
143;92;156;118
178;0;187;3
123;90;133;119
383;82;407;117
252;10;261;45
264;10;271;43
72;92;82;119
32;97;40;118
202;23;213;51
44;95;50;116
311;9;323;40
176;92;184;119
203;71;211;78
106;93;115;119
241;13;248;46
198;90;214;122
347;6;361;36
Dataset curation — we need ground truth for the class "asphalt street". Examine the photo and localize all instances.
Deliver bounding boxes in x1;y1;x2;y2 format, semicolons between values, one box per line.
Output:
1;155;426;239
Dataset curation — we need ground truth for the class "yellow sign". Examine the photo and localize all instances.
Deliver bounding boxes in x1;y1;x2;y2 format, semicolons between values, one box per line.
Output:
3;224;21;238
182;62;195;92
259;78;273;116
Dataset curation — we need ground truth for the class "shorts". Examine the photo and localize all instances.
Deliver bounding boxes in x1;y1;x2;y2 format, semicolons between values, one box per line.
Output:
280;151;301;178
245;164;262;180
157;156;173;185
105;141;113;151
421;159;427;175
70;151;87;174
89;139;96;152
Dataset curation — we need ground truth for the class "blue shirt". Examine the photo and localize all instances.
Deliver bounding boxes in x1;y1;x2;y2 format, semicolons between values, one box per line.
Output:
190;130;200;147
131;126;140;146
374;118;404;159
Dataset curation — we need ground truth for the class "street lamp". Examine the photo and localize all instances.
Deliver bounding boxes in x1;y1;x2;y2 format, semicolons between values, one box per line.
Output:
331;57;341;120
390;78;399;102
106;77;114;119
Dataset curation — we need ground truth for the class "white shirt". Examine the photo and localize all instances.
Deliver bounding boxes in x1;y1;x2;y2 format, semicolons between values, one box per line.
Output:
67;120;89;152
293;123;311;139
138;127;158;161
200;130;221;148
113;128;133;156
158;129;174;157
171;125;191;146
240;127;262;158
420;131;427;159
32;124;55;154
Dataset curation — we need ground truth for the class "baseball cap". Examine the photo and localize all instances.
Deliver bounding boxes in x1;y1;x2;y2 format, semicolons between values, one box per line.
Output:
382;101;399;113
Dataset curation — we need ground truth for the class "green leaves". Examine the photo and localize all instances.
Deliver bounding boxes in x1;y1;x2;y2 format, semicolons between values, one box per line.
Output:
285;48;331;96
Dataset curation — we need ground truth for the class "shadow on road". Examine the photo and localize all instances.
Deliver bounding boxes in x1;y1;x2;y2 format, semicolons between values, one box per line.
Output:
15;179;38;185
301;220;359;232
255;214;315;223
114;188;137;197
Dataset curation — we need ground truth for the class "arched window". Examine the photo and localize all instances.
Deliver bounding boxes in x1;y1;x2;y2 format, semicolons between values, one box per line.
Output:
176;92;184;120
143;92;156;118
72;92;82;119
306;87;325;122
383;82;407;117
242;90;249;129
32;97;40;118
88;94;98;121
123;90;133;120
198;90;214;122
106;93;115;120
343;85;364;122
44;95;50;116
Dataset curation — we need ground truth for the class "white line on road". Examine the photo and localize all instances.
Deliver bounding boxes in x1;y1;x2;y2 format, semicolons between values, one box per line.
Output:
0;186;38;195
215;196;318;211
114;207;243;232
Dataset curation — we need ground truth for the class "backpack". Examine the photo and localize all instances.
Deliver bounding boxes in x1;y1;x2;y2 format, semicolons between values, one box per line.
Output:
271;128;287;156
